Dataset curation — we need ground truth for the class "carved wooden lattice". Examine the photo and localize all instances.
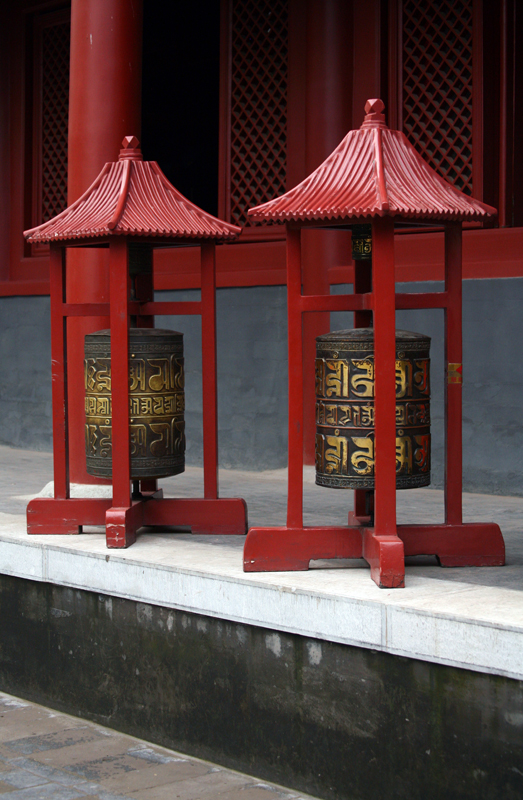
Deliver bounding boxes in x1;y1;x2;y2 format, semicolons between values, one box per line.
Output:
40;18;70;222
402;0;473;193
230;0;288;225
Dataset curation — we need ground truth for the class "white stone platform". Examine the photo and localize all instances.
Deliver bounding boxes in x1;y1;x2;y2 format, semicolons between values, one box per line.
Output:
0;446;522;681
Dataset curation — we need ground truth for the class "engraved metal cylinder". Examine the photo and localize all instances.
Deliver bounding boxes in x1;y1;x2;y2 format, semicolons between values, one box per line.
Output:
84;328;185;479
315;328;430;489
351;224;372;261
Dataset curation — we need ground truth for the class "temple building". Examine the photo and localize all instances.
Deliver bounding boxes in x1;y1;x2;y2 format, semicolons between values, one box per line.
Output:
0;0;521;493
0;4;522;799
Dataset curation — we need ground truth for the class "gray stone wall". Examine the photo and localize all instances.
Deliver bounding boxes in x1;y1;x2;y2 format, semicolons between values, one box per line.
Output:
157;286;288;470
0;278;522;494
0;296;52;451
398;279;523;496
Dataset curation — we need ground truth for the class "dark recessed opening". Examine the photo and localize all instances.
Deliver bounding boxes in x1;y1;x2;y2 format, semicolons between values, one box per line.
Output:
141;0;220;216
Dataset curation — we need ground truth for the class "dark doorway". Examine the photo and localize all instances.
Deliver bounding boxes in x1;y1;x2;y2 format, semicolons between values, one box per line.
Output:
141;0;221;216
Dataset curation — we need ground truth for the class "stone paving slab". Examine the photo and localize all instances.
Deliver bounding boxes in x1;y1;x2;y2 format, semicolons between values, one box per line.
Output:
0;692;317;800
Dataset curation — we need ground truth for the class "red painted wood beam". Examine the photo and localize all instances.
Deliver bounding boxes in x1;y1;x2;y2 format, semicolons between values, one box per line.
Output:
394;292;449;309
140;301;202;317
444;223;463;526
61;303;111;317
299;293;372;313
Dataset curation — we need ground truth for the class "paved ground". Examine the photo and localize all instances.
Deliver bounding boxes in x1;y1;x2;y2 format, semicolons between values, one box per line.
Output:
0;692;318;800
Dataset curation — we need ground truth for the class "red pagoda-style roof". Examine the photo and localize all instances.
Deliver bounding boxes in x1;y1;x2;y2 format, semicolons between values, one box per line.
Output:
248;99;496;224
24;136;241;243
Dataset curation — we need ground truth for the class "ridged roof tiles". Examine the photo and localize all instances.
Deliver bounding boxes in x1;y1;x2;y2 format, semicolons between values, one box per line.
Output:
248;99;496;224
24;137;241;244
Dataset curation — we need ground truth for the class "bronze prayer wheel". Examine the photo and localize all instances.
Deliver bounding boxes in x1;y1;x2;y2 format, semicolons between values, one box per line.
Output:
84;328;185;479
350;224;372;261
315;328;431;489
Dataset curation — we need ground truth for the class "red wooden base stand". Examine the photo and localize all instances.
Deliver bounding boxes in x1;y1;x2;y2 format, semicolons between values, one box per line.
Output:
244;523;505;588
28;496;247;545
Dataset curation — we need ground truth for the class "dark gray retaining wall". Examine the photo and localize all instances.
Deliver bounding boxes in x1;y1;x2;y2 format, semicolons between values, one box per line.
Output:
0;575;522;800
0;278;522;493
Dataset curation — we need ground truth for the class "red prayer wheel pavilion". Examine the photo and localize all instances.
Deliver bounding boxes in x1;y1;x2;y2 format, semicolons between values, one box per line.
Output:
24;136;247;548
243;99;505;588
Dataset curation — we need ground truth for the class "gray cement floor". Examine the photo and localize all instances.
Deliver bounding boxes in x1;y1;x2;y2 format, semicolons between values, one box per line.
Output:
0;691;318;800
2;444;523;591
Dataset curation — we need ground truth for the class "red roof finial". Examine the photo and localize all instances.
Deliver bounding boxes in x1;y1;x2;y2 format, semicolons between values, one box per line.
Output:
119;135;143;161
361;98;387;129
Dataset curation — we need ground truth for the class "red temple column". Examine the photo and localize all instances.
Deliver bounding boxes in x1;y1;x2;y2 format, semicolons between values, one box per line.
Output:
67;0;143;483
301;0;352;463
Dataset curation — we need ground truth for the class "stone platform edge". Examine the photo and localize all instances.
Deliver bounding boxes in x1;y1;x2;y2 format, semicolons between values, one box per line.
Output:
0;524;522;682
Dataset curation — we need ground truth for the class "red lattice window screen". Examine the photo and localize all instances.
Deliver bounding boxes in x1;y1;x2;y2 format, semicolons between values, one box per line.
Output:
33;10;70;225
402;0;474;194
229;0;288;225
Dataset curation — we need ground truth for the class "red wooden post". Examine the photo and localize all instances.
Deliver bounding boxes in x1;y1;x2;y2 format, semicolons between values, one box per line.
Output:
363;216;404;587
286;226;304;530
352;254;373;523
49;245;70;503
134;251;158;498
201;242;219;500
106;239;135;548
372;216;397;536
108;240;132;505
444;222;463;526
